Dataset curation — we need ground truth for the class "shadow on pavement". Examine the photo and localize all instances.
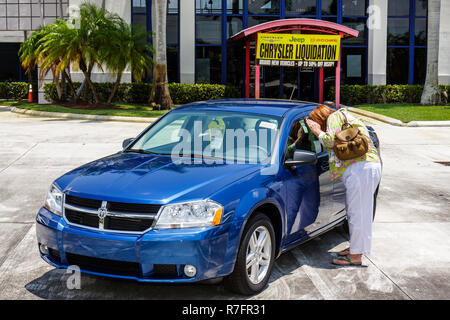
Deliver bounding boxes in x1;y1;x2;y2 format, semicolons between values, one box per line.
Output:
25;227;350;300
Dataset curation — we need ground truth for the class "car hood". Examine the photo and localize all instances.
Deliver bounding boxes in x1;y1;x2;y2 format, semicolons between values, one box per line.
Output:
55;152;261;204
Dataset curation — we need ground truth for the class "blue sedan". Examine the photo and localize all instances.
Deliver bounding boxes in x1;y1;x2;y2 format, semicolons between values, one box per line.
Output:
36;99;380;295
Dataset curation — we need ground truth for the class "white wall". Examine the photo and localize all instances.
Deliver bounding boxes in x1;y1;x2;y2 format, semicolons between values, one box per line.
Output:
179;0;195;84
438;0;450;84
368;0;387;85
0;31;26;43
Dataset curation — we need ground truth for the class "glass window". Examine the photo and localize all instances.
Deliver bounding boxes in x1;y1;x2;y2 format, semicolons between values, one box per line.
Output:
285;0;316;16
415;0;427;16
133;0;146;14
342;0;366;16
415;17;427;46
414;48;426;84
342;47;366;85
263;66;280;99
342;18;366;44
227;16;243;39
227;45;243;91
322;0;337;15
387;48;409;84
196;15;222;45
196;0;222;14
388;0;410;16
131;110;281;163
168;0;179;13
0;43;22;81
282;67;299;100
227;0;243;14
167;14;178;44
132;14;147;30
196;46;222;84
388;18;409;45
167;46;179;83
248;0;280;15
248;16;278;28
322;16;337;23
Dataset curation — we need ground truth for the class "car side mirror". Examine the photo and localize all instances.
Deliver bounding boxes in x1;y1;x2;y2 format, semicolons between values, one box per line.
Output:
122;138;135;149
285;150;318;167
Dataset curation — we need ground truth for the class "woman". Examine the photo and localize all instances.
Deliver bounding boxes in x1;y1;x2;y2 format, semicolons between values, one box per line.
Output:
306;105;381;266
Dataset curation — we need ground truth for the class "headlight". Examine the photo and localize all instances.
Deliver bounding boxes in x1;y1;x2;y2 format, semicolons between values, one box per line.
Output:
154;200;223;229
44;184;63;216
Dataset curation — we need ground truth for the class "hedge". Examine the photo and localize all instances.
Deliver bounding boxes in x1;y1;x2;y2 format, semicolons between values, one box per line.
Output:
43;82;240;105
330;84;450;106
0;82;36;100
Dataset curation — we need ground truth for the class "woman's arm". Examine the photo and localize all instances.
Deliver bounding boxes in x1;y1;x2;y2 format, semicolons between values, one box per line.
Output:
306;116;338;151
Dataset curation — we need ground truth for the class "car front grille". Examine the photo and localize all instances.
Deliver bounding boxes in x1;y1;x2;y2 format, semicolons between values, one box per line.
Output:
66;252;141;277
64;194;160;233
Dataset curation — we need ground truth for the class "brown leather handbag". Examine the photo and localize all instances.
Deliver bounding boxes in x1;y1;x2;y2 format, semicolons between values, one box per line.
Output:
333;110;369;161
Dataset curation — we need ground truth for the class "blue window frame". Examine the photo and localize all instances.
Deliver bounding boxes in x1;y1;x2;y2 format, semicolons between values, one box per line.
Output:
387;0;427;85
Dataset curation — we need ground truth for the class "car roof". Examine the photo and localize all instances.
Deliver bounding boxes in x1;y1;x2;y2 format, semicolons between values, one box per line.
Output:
173;99;319;117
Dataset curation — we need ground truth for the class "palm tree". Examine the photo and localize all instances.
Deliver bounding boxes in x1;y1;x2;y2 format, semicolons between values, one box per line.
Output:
421;0;441;105
41;3;122;104
102;22;154;104
149;0;173;110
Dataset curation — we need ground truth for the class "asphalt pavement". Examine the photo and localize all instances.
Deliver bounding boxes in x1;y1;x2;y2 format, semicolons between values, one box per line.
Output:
0;107;449;300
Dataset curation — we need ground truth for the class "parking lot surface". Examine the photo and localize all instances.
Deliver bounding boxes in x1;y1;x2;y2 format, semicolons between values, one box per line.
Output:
0;108;449;300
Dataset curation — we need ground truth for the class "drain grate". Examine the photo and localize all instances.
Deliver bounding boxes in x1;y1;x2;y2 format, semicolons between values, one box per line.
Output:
434;161;450;166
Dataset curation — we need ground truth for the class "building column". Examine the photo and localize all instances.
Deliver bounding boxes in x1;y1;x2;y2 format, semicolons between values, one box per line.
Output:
439;0;450;84
179;0;195;84
367;0;387;85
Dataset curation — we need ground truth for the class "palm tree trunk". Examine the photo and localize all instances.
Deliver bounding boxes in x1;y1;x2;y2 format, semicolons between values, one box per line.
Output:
107;73;122;104
149;0;173;110
62;69;78;103
421;0;441;105
80;59;100;105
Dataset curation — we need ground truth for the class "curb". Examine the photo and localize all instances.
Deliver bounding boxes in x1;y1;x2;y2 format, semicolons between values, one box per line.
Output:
347;107;404;126
347;107;450;127
8;107;158;123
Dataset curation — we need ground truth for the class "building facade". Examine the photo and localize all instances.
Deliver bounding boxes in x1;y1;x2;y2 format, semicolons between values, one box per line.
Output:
1;0;450;102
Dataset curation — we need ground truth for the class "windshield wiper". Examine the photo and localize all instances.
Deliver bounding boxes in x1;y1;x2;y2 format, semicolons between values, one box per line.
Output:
124;149;157;155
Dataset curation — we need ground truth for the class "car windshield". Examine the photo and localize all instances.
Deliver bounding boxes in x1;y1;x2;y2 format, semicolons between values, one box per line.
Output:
129;110;281;164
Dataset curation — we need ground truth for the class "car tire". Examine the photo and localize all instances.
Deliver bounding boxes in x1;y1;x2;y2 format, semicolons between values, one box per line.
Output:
224;213;276;296
342;184;379;235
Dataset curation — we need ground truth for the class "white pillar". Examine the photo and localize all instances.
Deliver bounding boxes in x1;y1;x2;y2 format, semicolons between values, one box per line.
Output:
179;0;195;84
439;0;450;84
367;0;387;85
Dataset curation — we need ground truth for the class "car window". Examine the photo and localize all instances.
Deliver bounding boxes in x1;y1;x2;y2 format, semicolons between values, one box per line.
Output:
285;118;322;159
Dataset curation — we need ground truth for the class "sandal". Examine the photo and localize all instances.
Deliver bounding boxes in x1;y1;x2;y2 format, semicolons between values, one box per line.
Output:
332;255;362;266
338;248;350;256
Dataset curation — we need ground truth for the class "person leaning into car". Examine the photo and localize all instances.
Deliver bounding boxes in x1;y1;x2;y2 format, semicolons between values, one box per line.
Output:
306;105;382;266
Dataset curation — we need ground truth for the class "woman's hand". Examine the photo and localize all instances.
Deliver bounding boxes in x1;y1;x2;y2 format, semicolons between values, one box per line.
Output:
306;118;322;137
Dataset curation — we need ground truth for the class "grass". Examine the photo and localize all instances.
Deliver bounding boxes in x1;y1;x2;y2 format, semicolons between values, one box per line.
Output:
353;103;450;122
1;100;169;118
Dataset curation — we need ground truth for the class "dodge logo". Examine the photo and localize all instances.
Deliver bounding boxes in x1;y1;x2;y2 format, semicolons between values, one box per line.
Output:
98;201;108;229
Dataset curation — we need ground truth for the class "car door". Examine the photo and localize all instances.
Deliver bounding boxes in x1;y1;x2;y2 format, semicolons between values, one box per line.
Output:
281;115;338;245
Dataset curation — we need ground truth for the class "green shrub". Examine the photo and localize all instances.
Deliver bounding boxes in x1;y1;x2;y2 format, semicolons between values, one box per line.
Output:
331;84;450;106
43;82;240;105
0;82;30;100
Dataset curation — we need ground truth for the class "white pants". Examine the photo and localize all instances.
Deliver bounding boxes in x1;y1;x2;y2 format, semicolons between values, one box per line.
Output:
341;161;382;255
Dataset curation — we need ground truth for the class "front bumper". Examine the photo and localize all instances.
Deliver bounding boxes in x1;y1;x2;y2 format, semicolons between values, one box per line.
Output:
36;207;231;283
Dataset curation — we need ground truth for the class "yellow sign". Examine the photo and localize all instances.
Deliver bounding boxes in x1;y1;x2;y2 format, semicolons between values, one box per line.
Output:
256;33;341;68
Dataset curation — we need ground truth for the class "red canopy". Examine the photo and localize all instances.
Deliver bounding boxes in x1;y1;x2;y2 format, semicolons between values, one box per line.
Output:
230;18;359;108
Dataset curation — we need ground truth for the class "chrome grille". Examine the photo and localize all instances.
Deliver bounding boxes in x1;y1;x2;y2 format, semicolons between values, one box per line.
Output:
63;195;160;234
